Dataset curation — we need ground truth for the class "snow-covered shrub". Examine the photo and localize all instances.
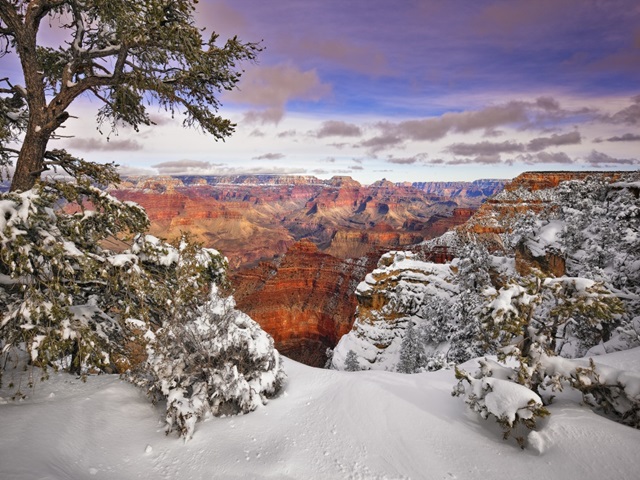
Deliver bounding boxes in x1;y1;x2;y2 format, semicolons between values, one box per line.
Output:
453;359;549;447
0;158;226;381
567;358;640;428
454;273;632;444
0;166;149;377
554;175;640;351
137;285;285;439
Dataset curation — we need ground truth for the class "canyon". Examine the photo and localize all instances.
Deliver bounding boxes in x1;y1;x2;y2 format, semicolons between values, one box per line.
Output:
332;170;637;371
111;174;506;366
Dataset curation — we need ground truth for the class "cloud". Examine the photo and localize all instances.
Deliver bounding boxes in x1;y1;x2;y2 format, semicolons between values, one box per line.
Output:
249;129;266;137
228;64;332;124
526;131;581;151
606;133;640;142
604;95;640;125
157;162;308;176
327;142;350;149
253;153;286;161
277;130;298;138
314;120;363;138
374;97;581;143
243;108;286;125
284;37;389;76
517;152;574;164
446;140;524;156
470;154;503;165
584;150;639;166
443;131;581;163
196;2;249;39
116;165;156;177
358;134;404;153
386;153;429;165
426;158;446;165
152;160;225;175
483;128;504;138
66;137;143;151
217;166;309;175
443;154;503;166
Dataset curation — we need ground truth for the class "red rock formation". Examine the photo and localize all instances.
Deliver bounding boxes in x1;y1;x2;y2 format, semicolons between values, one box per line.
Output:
232;240;381;367
112;175;493;267
108;174;508;366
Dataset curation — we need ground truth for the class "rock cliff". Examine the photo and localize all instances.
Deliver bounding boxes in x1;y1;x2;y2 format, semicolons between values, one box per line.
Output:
110;174;505;365
232;240;381;367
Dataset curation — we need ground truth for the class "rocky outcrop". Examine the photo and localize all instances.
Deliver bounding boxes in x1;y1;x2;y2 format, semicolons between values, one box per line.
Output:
331;251;459;371
503;171;623;192
458;171;624;241
232;240;381;367
336;171;640;371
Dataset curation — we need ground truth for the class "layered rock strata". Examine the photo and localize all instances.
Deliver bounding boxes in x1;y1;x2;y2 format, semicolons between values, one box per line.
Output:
232;240;381;367
109;174;505;365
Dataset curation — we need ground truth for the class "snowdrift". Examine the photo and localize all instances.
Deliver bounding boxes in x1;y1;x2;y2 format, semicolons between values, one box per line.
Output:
1;348;639;479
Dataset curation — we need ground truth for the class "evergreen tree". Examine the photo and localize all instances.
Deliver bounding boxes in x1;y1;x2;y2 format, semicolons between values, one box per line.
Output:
0;1;287;439
454;275;626;442
447;242;494;364
136;285;285;440
0;0;260;192
344;350;361;372
0;0;259;371
397;321;423;374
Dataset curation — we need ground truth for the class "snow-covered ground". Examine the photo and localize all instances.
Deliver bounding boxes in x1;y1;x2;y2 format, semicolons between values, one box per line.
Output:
2;349;640;480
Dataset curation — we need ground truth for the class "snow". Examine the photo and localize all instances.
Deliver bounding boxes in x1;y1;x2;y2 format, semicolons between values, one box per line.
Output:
482;377;543;424
2;350;640;479
526;219;564;257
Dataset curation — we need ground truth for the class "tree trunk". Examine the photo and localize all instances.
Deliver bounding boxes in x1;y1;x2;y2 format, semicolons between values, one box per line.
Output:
10;126;47;192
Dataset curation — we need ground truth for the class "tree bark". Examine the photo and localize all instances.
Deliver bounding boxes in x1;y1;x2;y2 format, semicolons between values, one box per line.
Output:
10;124;48;192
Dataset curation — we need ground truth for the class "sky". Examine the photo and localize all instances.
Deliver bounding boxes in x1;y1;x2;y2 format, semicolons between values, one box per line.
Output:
6;0;640;184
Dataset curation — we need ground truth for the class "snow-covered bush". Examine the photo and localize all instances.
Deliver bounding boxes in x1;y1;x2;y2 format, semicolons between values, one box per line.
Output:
566;358;640;428
0;177;226;379
137;285;285;439
453;359;550;447
454;274;634;444
0;175;286;440
0;159;223;379
554;176;640;351
0;164;149;378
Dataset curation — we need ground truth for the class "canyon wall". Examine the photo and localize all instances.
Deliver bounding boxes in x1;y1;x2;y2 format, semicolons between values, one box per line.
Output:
110;174;506;365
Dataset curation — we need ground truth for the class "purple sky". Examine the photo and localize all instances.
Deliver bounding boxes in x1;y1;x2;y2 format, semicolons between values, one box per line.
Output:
10;0;640;183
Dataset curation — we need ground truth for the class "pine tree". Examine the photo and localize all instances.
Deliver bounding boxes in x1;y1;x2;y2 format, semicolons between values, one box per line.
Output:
0;2;287;439
344;350;361;372
454;275;626;443
397;321;423;374
0;0;260;192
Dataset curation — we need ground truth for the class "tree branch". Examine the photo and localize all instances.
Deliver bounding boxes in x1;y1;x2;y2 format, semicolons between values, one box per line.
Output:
0;1;21;32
